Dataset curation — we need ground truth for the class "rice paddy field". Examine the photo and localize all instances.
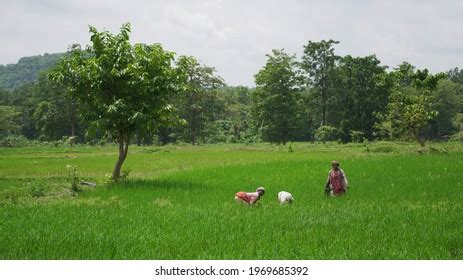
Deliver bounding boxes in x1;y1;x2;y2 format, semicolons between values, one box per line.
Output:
0;142;462;260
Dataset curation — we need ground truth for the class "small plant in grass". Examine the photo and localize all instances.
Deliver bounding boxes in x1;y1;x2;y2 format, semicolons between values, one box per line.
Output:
429;146;448;154
103;168;130;186
30;185;45;198
288;142;294;153
371;146;395;153
102;173;115;187
66;165;80;194
120;169;131;180
6;193;19;204
363;139;370;153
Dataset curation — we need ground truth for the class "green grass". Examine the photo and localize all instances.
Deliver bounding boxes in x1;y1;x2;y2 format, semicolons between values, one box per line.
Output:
0;142;462;259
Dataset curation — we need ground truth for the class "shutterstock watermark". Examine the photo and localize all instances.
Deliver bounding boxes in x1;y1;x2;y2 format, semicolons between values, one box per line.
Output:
155;265;240;277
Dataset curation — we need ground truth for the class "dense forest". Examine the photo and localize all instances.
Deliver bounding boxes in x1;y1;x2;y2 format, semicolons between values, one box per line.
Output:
1;27;462;148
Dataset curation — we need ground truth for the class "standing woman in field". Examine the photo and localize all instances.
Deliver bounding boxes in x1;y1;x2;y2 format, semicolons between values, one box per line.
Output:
325;161;349;196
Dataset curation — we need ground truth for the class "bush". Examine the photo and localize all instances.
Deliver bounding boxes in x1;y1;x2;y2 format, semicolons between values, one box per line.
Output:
50;136;79;147
288;142;294;153
315;126;339;142
120;169;131;180
30;185;45;198
450;131;463;142
66;165;80;194
350;130;365;143
0;135;31;147
244;134;262;145
429;146;448;154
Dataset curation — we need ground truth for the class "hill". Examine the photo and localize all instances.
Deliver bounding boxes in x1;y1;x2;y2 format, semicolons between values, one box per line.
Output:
0;53;64;90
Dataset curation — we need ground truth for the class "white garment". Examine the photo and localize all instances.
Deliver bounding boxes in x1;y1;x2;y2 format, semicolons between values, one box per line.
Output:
278;191;294;204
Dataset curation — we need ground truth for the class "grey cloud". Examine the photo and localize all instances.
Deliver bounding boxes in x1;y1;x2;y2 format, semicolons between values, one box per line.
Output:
1;0;462;86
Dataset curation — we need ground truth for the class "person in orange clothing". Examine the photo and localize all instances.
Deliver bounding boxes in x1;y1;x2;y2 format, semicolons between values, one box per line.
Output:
235;186;266;205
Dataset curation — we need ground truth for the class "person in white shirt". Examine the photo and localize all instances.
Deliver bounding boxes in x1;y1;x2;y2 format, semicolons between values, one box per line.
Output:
278;191;294;204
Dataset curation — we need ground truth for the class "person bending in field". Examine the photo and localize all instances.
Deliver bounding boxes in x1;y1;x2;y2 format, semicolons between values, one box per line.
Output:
325;160;349;197
235;187;265;205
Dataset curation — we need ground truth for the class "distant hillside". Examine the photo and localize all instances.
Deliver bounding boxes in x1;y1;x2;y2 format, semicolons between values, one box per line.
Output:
0;53;64;90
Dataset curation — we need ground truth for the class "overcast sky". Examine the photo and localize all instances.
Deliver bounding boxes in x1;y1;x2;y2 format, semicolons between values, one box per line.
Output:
1;0;462;86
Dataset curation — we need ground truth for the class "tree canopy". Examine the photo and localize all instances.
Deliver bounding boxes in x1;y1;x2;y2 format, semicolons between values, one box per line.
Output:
1;28;462;149
49;23;182;179
253;49;304;144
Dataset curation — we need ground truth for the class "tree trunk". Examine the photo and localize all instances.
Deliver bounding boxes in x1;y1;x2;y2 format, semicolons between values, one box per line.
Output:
191;125;197;145
412;130;426;148
321;89;326;127
70;99;77;137
136;132;142;146
112;132;130;180
70;123;75;137
321;77;326;127
418;138;425;148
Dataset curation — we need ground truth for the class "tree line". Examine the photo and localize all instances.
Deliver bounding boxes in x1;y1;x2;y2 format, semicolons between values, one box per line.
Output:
1;24;462;150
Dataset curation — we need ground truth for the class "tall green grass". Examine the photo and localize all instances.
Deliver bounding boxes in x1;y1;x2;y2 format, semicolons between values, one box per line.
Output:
0;142;462;259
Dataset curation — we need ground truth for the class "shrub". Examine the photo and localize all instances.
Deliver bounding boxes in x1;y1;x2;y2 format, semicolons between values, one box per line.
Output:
288;142;294;153
450;131;463;142
350;130;365;143
244;134;262;145
0;135;31;147
315;126;339;142
66;165;80;194
429;146;448;154
66;136;78;146
30;185;45;198
120;169;131;180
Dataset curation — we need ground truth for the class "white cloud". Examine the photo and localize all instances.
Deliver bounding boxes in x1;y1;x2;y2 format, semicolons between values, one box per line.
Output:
1;0;462;86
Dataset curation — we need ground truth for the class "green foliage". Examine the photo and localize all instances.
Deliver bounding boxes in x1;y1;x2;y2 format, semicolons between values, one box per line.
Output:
51;24;180;139
30;184;45;198
0;135;31;147
301;40;339;126
30;79;80;141
451;131;463;142
336;55;392;141
174;56;225;144
0;36;461;147
0;53;64;90
314;125;339;142
214;86;254;143
66;164;80;193
120;169;131;180
349;130;365;143
426;79;461;138
0;105;21;137
386;86;438;147
253;49;303;144
49;23;181;179
288;141;294;152
453;113;463;133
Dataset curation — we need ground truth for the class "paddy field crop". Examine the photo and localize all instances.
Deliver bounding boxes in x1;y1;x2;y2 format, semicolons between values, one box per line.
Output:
0;142;462;259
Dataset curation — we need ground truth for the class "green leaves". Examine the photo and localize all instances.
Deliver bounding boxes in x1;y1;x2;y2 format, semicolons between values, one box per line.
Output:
385;86;439;146
253;49;303;144
49;22;185;178
173;56;225;144
0;105;21;136
50;23;181;138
